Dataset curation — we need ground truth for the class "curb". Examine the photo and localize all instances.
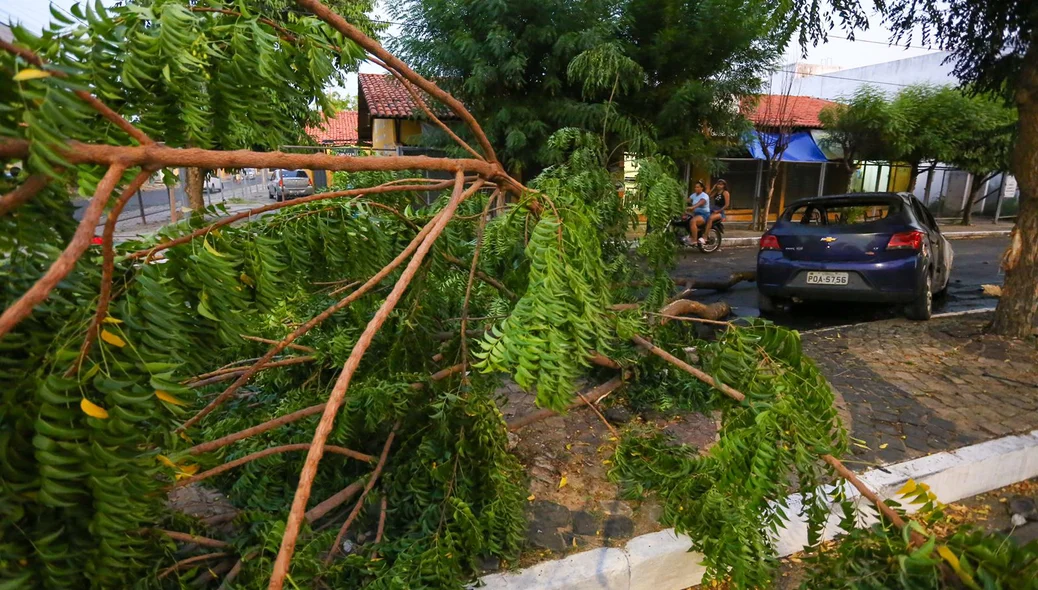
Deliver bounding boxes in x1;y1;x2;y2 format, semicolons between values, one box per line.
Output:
477;428;1038;590
721;229;1010;248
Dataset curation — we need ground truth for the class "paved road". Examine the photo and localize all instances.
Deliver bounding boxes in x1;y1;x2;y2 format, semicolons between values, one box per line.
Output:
671;236;1008;330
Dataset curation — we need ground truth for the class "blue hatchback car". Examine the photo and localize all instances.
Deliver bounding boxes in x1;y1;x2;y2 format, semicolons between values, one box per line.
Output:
757;193;953;320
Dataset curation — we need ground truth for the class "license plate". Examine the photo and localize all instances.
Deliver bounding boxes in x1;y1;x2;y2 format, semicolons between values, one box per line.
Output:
806;271;849;285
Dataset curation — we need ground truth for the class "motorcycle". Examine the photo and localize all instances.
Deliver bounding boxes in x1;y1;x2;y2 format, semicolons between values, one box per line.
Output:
669;214;724;253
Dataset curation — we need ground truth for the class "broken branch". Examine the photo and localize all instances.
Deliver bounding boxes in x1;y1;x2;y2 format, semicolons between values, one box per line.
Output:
269;173;480;589
173;443;374;488
325;422;399;564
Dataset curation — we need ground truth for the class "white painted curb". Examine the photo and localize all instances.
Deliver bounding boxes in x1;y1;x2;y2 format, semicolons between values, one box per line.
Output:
478;429;1038;590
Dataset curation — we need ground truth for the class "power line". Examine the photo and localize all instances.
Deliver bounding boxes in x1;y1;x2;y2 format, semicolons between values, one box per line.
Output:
774;68;915;88
826;34;941;51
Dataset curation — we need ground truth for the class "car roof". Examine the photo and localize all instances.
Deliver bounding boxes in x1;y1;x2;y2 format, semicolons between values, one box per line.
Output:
784;192;911;210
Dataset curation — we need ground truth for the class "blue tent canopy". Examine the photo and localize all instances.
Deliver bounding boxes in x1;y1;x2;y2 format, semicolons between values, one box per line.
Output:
747;131;828;163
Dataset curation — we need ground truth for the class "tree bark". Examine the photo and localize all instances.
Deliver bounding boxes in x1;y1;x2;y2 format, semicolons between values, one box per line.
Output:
185;167;205;212
907;161;920;194
754;164;780;232
991;47;1038;337
961;173;994;226
922;163;937;206
844;160;858;192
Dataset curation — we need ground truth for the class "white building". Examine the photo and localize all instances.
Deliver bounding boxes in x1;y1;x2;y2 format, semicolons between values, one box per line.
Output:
773;52;957;101
772;52;1018;221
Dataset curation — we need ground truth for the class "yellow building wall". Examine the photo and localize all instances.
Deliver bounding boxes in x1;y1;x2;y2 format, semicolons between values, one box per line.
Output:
888;163;913;192
372;119;397;150
400;120;423;146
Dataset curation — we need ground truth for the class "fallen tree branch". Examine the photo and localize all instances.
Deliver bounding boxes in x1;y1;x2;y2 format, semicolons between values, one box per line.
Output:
153;529;231;550
821;454;926;544
459;194;496;380
186;356;316;388
325;422;399;564
269;173;480;588
293;0;498;165
305;480;365;524
631;334;746;402
672;271;756;299
506;375;627;432
218;550;257;590
185;363;465;456
442;253;518;302
239;335;316;354
0;40;155;145
176;198;449;431
0;164;127;340
157;552;232;580
0;173;50;216
173;443;374;488
70;168;156;374
656;299;731;323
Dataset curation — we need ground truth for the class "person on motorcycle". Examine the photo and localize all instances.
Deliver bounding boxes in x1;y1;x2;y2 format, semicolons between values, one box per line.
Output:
684;181;711;246
703;178;730;240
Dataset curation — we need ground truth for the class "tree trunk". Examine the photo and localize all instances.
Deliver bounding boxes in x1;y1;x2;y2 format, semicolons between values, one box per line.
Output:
754;164;779;232
962;186;978;226
906;161;920;194
991;48;1038;337
185;168;205;212
844;161;857;192
961;173;994;226
922;163;937;205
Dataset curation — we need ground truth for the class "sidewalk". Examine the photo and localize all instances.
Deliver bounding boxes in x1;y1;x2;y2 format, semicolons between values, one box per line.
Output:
802;311;1038;467
108;187;270;243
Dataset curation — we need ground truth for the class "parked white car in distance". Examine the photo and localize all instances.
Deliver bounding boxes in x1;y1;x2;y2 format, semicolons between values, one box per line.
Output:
204;176;223;193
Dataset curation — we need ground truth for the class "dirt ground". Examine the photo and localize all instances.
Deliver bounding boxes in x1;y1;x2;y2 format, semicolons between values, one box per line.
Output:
497;379;719;564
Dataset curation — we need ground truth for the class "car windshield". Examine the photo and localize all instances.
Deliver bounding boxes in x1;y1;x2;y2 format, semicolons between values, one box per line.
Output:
280;170;309;178
785;199;901;227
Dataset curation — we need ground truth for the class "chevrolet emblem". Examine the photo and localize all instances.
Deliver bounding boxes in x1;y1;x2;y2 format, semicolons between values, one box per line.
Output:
820;236;837;243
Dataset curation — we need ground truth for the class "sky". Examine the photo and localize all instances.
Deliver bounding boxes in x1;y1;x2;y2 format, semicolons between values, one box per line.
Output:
2;1;944;97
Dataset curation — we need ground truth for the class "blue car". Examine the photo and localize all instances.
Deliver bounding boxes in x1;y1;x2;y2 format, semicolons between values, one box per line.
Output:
757;193;953;320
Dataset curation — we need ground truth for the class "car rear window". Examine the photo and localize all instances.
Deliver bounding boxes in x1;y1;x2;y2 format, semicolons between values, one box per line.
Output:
280;170;309;178
785;199;901;227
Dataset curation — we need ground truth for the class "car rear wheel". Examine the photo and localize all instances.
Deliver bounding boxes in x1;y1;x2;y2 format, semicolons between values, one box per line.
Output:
276;191;284;202
905;272;933;321
758;292;789;316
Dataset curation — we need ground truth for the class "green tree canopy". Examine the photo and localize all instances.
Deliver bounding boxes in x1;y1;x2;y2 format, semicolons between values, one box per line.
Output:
389;0;792;177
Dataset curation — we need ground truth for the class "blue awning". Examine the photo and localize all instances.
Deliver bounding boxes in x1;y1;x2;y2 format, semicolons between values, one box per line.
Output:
747;131;828;163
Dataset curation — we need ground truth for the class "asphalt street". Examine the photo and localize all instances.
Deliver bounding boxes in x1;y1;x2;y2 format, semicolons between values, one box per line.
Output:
72;175;266;223
671;236;1009;330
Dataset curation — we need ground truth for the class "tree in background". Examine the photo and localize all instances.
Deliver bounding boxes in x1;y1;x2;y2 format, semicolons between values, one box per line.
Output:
886;85;971;200
881;0;1037;337
818;85;893;191
389;0;791;178
326;90;358;112
948;97;1017;225
747;75;799;231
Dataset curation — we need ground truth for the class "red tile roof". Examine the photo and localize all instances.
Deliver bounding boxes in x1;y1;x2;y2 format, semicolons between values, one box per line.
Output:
358;73;456;119
306;110;359;145
743;95;837;128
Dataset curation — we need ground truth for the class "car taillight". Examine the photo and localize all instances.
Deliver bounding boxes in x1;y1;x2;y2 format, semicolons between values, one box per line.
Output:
279;177;284;187
887;230;924;250
760;234;780;251
308;175;313;186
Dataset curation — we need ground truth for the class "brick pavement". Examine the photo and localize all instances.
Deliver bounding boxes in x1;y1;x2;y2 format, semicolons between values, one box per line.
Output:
803;312;1038;469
